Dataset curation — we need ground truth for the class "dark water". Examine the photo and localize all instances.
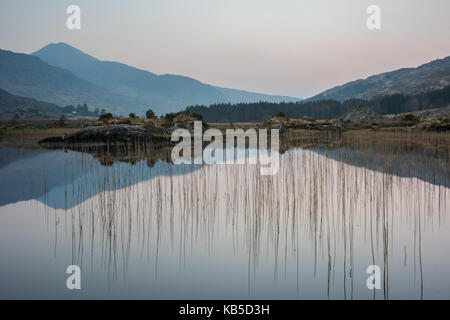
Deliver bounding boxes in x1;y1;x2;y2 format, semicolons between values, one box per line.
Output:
0;145;449;299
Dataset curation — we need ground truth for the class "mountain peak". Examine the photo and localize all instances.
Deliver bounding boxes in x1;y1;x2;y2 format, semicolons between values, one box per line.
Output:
36;41;85;51
46;42;74;48
33;42;99;65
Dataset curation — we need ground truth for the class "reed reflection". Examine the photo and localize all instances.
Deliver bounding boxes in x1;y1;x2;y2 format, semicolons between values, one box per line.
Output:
49;145;448;299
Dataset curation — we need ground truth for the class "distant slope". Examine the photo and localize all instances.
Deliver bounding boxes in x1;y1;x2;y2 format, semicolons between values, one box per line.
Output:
0;87;63;119
215;87;299;104
32;42;300;114
309;56;450;101
0;49;129;114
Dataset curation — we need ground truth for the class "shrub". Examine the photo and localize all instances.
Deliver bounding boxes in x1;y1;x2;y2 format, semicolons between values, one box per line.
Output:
99;113;113;121
402;113;419;122
58;114;66;125
190;112;203;121
146;109;156;119
163;112;177;122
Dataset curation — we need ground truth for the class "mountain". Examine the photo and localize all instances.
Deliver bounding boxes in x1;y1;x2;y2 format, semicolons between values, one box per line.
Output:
0;87;64;119
0;49;130;114
32;42;300;114
309;55;450;101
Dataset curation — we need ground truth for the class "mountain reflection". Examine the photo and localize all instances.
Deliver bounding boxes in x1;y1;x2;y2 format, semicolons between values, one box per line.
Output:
55;148;449;299
0;132;448;209
0;133;449;299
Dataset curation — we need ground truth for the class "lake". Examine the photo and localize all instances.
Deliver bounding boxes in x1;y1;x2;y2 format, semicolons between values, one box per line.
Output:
0;135;449;299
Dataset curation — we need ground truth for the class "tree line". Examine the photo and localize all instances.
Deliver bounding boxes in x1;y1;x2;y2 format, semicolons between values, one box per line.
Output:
185;85;450;122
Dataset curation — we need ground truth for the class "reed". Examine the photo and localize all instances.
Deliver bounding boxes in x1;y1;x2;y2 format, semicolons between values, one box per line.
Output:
23;130;449;298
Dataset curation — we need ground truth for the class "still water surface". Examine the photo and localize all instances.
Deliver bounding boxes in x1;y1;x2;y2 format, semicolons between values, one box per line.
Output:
0;145;448;299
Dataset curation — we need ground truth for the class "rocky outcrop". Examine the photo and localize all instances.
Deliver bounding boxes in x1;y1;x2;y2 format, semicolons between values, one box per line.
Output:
39;124;169;145
341;107;383;122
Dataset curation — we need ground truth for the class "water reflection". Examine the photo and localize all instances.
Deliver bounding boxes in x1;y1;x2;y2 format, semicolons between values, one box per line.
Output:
0;141;449;299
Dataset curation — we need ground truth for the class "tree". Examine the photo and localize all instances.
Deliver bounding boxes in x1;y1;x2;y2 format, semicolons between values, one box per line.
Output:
146;109;156;119
275;112;287;118
129;112;136;118
59;114;66;125
191;112;203;121
99;113;113;121
163;112;177;122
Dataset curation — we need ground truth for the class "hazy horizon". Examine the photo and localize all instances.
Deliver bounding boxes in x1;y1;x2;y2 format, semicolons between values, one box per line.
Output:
1;0;449;98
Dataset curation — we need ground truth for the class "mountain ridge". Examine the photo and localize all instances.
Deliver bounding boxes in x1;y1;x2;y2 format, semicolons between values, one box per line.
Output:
0;87;63;119
308;55;450;101
32;42;301;114
0;48;130;113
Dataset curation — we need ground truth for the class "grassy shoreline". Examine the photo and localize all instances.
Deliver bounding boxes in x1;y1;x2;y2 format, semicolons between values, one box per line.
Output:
1;118;449;149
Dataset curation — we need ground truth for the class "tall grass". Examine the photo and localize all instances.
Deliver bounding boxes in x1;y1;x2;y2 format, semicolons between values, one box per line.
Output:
29;131;450;298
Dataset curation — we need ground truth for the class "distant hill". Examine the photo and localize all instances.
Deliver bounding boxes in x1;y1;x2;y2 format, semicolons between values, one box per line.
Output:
0;49;129;114
215;86;298;104
0;88;63;119
309;56;450;101
32;42;300;115
393;105;450;120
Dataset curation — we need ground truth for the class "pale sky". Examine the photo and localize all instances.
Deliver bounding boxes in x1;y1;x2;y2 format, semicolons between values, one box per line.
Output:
1;0;449;98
